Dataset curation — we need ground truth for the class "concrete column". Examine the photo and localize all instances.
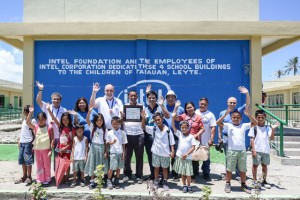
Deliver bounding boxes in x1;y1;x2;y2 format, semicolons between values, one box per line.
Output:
23;37;34;106
250;36;262;111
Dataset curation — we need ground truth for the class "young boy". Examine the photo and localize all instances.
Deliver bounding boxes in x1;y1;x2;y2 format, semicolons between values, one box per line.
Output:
15;105;35;185
217;108;257;194
142;112;175;191
248;110;278;189
106;116;128;189
70;124;89;188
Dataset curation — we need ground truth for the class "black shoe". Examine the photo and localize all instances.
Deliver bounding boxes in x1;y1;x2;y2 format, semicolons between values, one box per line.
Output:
203;174;211;181
114;178;120;189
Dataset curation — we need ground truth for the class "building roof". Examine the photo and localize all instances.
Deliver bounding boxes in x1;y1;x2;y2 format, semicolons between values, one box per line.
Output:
0;79;22;92
263;74;300;92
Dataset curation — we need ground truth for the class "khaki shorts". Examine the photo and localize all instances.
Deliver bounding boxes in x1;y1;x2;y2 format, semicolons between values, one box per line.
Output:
253;152;270;166
152;153;170;168
226;150;247;172
73;160;85;172
110;153;124;170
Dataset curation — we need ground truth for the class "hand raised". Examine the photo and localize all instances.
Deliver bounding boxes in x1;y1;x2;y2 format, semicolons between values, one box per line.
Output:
92;82;100;93
29;105;34;113
46;102;51;110
36;81;44;90
68;110;77;116
158;96;164;106
146;84;152;93
238;86;249;94
175;100;181;107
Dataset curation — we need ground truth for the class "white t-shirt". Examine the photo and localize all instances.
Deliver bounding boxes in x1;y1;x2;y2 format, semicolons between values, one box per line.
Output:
174;130;197;160
195;109;216;146
95;96;123;130
20;119;35;143
248;125;272;154
89;124;107;144
73;136;87;160
41;101;67;139
145;125;175;157
107;129;127;154
123;103;144;136
223;122;251;151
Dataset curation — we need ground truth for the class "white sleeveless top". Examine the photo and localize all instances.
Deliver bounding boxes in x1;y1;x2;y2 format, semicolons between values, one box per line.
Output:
73;136;87;160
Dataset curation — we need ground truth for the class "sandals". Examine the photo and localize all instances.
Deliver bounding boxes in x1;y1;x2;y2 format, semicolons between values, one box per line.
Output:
14;177;26;184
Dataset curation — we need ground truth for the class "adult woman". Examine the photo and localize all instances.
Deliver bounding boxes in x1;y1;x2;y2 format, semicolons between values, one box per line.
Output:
173;101;205;182
73;97;97;143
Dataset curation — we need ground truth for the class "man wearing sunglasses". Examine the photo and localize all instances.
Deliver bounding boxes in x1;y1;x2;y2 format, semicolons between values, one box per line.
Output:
218;86;250;180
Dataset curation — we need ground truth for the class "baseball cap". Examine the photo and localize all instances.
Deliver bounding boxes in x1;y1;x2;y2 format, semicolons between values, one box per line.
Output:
165;90;177;98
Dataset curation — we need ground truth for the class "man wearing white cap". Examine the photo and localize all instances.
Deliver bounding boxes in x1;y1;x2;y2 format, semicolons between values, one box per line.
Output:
165;90;184;182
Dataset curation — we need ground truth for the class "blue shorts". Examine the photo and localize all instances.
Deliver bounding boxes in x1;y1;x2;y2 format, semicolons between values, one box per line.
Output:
18;142;34;166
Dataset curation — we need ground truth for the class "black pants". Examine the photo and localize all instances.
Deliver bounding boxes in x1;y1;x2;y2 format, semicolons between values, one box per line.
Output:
144;133;154;179
192;161;199;179
124;134;145;179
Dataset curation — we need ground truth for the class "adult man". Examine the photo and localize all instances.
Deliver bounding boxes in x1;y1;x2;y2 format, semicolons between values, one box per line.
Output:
144;86;170;180
218;86;250;179
89;83;123;130
195;97;216;180
164;90;184;181
36;81;67;170
122;90;145;184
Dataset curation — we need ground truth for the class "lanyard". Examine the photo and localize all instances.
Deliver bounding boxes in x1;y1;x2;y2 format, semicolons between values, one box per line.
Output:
186;113;195;128
51;106;60;118
106;99;116;109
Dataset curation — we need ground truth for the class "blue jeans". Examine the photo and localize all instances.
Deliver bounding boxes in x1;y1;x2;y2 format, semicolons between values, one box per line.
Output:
18;142;34;166
201;158;210;176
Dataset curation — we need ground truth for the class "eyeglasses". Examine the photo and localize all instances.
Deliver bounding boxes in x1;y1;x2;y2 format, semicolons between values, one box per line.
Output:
200;103;207;106
229;102;236;104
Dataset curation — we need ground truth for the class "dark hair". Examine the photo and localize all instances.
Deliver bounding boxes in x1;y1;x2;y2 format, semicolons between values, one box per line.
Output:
231;110;242;117
152;112;164;120
74;97;88;112
23;105;30;113
111;116;121;123
179;120;189;128
184;101;196;114
255;110;266;117
74;123;84;130
59;112;73;133
128;90;137;95
146;90;158;99
51;92;62;100
199;97;209;104
92;113;106;138
37;112;47;120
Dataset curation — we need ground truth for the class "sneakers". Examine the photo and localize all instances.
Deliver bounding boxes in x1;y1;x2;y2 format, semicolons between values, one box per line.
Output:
70;181;77;188
162;180;169;191
107;179;113;190
252;180;261;189
14;177;26;184
188;186;193;193
89;181;96;189
136;178;143;184
122;176;129;183
182;186;188;193
224;183;231;193
25;178;32;185
80;179;85;187
262;180;271;189
154;180;159;189
114;178;120;189
241;184;251;194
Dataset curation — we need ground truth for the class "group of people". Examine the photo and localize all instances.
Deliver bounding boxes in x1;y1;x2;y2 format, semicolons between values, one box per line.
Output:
15;81;277;194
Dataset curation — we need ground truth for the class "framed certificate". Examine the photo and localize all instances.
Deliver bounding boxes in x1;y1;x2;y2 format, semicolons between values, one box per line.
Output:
123;105;143;122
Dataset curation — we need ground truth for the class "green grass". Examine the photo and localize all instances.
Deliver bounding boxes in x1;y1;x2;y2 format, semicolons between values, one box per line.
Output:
0;145;224;165
0;144;19;161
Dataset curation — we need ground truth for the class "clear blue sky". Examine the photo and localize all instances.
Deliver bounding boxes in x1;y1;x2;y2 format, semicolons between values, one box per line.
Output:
0;0;300;82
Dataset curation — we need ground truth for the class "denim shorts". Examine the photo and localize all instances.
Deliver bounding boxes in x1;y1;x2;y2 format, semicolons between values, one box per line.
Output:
18;142;34;166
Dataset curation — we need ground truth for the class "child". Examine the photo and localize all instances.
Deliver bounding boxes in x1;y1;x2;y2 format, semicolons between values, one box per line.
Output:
106;116;127;190
15;105;35;185
249;110;278;189
142;112;175;191
172;114;197;193
216;108;257;194
26;106;53;185
47;104;75;183
84;107;108;189
70;124;88;188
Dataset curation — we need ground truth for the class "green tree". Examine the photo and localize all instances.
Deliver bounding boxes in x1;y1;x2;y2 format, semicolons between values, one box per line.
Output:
284;57;300;75
274;69;284;79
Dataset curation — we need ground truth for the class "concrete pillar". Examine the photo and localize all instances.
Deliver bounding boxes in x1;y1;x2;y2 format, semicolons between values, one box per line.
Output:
250;36;262;111
23;37;34;106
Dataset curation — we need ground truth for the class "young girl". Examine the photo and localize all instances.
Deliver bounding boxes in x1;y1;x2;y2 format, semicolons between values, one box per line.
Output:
70;124;89;188
172;112;197;193
47;104;75;184
26;106;53;185
84;107;108;189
